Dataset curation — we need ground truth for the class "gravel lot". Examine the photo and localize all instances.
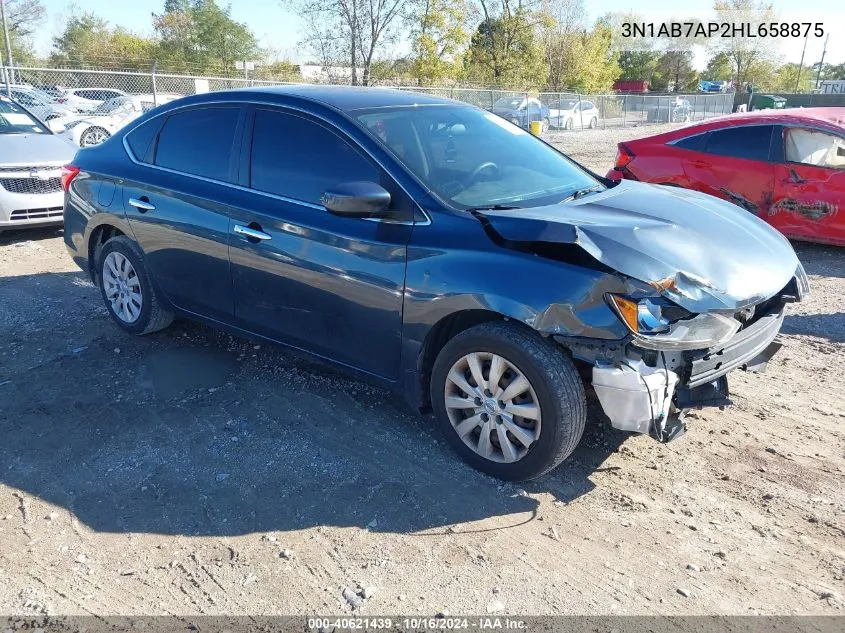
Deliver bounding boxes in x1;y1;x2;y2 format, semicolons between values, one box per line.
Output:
0;123;842;617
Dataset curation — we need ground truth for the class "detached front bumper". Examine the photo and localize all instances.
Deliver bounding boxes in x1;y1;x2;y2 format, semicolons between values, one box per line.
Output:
591;301;787;441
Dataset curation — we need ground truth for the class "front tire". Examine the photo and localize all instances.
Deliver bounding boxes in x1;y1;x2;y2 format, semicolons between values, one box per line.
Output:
589;116;598;129
430;322;586;481
97;236;174;335
541;117;550;133
565;118;573;131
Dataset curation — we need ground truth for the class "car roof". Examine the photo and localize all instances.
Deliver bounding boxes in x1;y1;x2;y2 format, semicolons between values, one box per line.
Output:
630;107;845;145
192;84;464;111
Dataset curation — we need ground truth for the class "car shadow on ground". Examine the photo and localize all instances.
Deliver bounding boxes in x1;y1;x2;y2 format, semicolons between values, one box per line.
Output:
793;242;845;279
782;313;845;344
0;271;626;538
0;226;63;245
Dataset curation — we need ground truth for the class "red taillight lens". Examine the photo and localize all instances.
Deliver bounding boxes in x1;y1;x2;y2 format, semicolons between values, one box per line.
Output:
614;143;634;169
61;165;80;192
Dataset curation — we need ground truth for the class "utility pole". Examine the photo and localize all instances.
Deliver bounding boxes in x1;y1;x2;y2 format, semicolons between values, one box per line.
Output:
795;31;809;92
815;33;829;90
0;0;14;94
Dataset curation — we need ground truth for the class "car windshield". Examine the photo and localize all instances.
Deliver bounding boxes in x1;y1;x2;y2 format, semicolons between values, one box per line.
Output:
0;99;49;134
356;105;599;209
93;96;133;115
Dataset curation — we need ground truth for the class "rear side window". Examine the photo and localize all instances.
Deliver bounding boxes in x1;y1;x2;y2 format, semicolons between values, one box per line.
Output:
154;107;240;182
249;108;378;205
705;125;773;161
673;133;707;152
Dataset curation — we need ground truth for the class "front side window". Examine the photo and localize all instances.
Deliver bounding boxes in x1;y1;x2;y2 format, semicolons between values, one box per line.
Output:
785;127;845;170
249;108;379;205
154;107;240;182
356;105;598;209
705;125;773;162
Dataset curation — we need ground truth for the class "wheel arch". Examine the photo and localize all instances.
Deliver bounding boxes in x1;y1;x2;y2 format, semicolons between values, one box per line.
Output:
86;222;128;283
415;308;541;412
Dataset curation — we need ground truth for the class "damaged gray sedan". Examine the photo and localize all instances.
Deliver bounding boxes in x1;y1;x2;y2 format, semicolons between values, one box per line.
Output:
63;86;809;481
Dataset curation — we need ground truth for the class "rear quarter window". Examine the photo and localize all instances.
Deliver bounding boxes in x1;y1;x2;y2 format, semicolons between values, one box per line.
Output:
125;117;165;163
672;133;707;152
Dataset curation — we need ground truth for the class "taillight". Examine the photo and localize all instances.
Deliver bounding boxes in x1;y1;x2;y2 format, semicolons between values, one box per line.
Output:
61;165;80;192
614;143;634;169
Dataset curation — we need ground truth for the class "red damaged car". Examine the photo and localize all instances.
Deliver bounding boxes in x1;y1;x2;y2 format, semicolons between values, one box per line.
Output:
607;108;845;246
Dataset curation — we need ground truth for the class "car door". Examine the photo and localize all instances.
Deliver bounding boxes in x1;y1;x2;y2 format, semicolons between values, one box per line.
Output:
770;124;845;244
121;104;244;322
226;106;413;379
682;124;776;215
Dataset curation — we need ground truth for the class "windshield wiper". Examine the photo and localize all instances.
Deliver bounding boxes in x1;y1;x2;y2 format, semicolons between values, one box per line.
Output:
563;184;604;202
464;204;521;212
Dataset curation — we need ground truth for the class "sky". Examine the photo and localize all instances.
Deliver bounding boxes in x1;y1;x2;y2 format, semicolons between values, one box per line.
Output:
32;0;845;72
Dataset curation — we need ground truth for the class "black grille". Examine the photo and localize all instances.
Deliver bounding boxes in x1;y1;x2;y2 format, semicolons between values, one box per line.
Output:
9;207;63;220
0;177;62;194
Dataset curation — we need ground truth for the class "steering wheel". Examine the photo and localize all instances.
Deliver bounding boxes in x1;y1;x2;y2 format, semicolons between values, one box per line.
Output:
466;161;500;185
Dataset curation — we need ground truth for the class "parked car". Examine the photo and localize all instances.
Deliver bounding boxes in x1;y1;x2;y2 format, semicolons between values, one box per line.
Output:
0;96;76;235
48;94;182;146
606;108;845;246
549;98;599;130
63;86;808;480
57;88;128;113
646;97;693;123
32;84;69;100
490;96;550;131
8;86;75;121
750;94;787;110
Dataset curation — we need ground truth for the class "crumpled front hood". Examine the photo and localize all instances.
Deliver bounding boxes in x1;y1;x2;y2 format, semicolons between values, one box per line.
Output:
478;180;800;312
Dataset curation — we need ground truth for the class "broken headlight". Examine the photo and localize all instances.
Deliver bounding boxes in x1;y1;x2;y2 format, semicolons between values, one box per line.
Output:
608;294;740;351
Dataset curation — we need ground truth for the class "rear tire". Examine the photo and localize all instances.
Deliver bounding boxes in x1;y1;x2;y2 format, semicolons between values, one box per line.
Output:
565;118;573;131
430;322;586;481
96;236;174;335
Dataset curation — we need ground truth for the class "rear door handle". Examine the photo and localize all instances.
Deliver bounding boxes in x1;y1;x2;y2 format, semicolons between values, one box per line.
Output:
128;197;155;212
233;224;272;241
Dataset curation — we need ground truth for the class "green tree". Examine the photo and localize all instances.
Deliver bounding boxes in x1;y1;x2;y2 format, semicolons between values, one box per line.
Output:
617;51;660;82
652;51;699;92
51;14;156;70
462;1;547;88
713;0;778;88
553;20;619;93
773;63;813;93
154;0;261;74
704;52;733;81
410;0;469;85
1;0;46;64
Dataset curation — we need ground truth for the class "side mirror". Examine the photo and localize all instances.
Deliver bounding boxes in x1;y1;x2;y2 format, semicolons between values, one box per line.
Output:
321;181;391;218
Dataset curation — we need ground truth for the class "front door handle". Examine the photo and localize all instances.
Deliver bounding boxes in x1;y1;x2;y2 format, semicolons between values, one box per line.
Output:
128;197;155;212
233;224;272;241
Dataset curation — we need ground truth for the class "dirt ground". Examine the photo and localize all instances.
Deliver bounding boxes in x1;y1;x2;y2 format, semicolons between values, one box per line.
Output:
0;124;842;617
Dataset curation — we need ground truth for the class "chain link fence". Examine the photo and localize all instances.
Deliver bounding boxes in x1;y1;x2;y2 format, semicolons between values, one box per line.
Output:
2;65;735;133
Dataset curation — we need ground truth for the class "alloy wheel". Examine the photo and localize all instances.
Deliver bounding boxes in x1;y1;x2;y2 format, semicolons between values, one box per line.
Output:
444;352;541;463
102;251;143;323
81;127;109;147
